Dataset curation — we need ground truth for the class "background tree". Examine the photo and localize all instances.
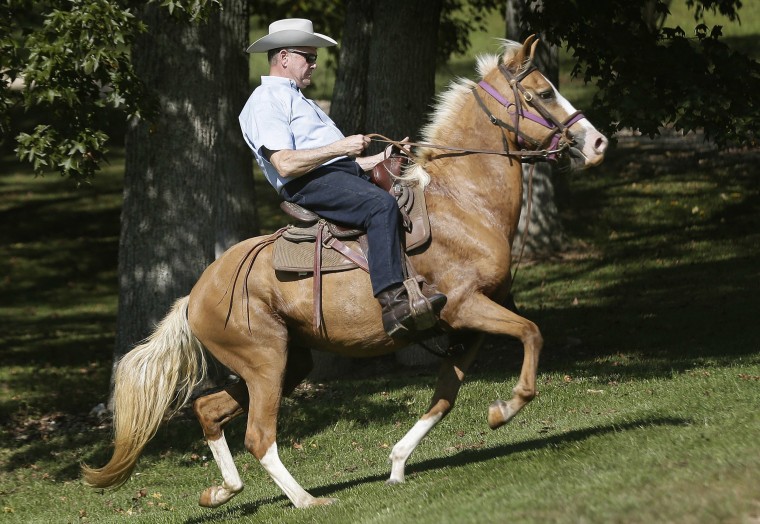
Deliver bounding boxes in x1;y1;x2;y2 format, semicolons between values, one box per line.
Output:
2;0;147;181
520;0;759;146
116;0;254;380
2;1;255;386
329;0;373;136
362;0;443;152
213;0;258;258
365;0;444;365
507;0;757;257
507;0;565;257
255;0;502;138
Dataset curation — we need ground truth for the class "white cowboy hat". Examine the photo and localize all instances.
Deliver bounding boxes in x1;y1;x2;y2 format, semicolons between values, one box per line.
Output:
246;18;337;53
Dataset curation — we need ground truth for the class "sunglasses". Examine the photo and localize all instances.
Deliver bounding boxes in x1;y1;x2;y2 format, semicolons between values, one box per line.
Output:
287;49;318;65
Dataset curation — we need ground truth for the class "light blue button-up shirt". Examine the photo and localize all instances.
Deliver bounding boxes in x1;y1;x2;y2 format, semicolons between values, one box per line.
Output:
239;76;346;192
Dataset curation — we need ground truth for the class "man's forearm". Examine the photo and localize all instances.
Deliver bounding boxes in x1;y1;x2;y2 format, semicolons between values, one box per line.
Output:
269;134;372;179
269;143;346;179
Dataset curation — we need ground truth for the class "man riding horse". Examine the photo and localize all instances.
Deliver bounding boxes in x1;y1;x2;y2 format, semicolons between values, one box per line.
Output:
83;26;609;509
238;18;446;337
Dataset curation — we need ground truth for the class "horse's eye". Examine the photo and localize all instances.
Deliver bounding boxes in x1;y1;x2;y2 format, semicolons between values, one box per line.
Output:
538;90;555;101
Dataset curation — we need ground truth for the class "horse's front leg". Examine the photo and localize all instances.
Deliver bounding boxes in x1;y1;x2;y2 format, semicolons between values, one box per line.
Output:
388;335;483;484
450;293;543;429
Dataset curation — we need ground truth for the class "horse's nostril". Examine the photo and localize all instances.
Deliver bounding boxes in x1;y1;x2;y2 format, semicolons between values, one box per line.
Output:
595;136;608;153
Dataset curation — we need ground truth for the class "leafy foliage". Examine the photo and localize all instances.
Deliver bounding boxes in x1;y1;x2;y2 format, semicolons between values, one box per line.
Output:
439;0;505;63
3;1;758;183
522;0;759;146
1;0;219;183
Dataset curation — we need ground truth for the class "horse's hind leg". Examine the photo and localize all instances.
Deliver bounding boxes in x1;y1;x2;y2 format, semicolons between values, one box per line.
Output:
193;346;314;508
240;344;334;508
388;334;483;484
193;381;248;508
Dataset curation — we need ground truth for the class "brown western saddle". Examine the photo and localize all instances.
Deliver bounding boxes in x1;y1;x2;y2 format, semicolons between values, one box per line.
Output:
272;152;437;335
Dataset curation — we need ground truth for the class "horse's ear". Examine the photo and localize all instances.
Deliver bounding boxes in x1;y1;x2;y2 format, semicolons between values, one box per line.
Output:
522;35;538;59
521;34;540;69
504;34;540;72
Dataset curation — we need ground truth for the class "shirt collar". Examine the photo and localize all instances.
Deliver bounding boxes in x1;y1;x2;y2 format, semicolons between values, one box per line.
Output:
261;76;299;91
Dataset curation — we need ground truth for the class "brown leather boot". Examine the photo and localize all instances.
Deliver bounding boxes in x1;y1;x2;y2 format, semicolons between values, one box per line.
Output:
377;284;447;337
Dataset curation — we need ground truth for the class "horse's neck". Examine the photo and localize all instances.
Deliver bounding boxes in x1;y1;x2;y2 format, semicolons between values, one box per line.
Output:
411;88;526;250
426;157;521;232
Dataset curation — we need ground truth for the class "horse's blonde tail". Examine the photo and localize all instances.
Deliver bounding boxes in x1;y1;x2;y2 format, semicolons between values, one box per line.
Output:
82;296;207;489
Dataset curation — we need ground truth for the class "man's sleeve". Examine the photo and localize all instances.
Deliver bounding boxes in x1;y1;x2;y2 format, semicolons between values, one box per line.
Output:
240;94;295;158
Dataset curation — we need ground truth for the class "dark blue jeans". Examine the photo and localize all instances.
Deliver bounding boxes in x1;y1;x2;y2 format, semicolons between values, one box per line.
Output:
280;158;404;296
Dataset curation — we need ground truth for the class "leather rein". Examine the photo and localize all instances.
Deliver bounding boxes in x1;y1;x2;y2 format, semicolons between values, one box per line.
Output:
369;64;584;160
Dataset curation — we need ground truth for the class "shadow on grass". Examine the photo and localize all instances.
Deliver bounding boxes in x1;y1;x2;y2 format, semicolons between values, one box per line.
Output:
9;375;423;480
2;136;758;484
183;415;689;522
471;243;760;385
471;143;760;378
4;233;757;474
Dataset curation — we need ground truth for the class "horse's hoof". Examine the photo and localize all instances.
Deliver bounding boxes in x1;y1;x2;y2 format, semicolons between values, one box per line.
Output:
199;485;242;508
487;400;513;430
386;478;403;486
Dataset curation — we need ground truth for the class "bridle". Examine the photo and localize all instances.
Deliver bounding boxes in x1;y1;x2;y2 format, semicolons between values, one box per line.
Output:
473;63;585;161
369;63;584;162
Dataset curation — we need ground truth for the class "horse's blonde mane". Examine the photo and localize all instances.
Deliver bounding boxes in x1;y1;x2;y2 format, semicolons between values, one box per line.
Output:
402;40;524;188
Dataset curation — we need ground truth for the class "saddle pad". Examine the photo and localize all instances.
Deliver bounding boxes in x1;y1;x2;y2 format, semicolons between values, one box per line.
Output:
273;235;363;273
273;183;430;274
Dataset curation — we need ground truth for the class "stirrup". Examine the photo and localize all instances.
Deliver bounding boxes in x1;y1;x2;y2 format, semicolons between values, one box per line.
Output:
402;277;437;331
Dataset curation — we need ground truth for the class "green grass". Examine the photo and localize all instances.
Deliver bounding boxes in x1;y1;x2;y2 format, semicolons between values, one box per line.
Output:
2;5;760;522
2;129;759;523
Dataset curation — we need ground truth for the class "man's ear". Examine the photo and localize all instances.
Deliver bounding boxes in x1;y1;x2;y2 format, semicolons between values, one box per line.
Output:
278;49;290;65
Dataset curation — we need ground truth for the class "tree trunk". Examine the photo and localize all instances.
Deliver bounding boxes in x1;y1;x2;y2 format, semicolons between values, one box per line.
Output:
506;0;564;257
330;0;373;135
364;0;443;153
513;162;565;256
366;0;444;367
310;0;377;380
213;0;258;256
318;2;444;373
114;3;253;386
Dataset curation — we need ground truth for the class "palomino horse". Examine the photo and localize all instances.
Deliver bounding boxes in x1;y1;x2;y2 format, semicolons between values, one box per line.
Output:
83;36;608;508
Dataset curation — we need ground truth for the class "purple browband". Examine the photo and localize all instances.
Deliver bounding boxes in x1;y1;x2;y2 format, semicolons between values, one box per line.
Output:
478;80;584;131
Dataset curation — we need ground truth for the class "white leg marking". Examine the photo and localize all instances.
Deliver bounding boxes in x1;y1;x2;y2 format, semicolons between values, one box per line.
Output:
208;433;243;491
388;413;444;484
259;443;319;508
200;433;244;507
